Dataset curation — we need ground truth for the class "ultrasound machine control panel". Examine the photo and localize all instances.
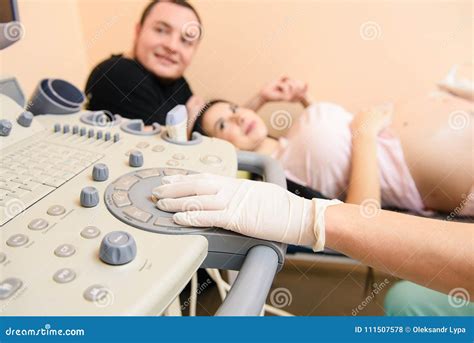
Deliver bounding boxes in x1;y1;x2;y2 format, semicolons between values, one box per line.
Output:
0;0;287;315
0;91;287;316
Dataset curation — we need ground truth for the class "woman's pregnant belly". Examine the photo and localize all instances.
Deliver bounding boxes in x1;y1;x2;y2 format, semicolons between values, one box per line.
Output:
393;91;473;211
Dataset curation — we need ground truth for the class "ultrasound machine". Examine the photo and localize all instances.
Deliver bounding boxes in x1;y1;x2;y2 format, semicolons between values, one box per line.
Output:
0;0;286;316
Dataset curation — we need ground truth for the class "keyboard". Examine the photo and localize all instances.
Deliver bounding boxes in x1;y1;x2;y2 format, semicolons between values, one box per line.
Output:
0;140;103;225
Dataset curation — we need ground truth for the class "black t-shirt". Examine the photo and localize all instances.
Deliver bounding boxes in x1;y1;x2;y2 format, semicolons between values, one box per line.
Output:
85;54;193;125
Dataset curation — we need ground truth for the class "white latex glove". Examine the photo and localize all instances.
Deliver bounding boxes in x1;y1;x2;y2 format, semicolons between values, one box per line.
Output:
152;174;341;251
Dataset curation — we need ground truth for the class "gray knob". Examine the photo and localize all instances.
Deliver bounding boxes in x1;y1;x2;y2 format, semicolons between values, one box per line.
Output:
104;132;111;141
92;163;109;181
129;150;143;167
99;231;137;265
54;123;61;133
113;133;120;142
97;131;103;139
63;124;70;134
80;186;99;207
0;119;12;136
72;125;79;134
88;129;94;138
80;127;87;136
17;111;33;127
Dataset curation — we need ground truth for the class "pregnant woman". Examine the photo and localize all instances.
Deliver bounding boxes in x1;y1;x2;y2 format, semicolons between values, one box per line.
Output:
189;80;473;215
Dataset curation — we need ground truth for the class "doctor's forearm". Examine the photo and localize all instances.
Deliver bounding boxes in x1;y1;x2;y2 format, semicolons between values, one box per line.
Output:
323;203;474;296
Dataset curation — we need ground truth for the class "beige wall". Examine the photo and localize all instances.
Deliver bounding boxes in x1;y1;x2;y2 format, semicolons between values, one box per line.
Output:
1;0;472;134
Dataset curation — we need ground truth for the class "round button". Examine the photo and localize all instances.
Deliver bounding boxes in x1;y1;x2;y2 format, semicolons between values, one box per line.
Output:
17;111;33;127
83;284;110;302
152;145;165;152
92;164;109;182
0;119;13;137
172;153;185;160
0;278;22;300
99;231;137;265
81;226;101;239
47;205;66;216
129;150;144;167
54;244;76;257
166;160;179;167
63;124;70;134
7;234;29;247
54;123;61;133
0;252;6;263
53;268;76;284
200;155;222;165
28;218;49;231
80;187;100;207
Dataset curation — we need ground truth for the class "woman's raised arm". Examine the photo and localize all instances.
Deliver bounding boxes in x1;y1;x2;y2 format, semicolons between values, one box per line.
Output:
345;105;393;205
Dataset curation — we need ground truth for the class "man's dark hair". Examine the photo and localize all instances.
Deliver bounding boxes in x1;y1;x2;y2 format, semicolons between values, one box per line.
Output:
192;99;229;135
140;0;202;26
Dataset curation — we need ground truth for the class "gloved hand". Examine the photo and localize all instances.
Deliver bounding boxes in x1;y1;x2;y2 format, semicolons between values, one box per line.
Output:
152;174;341;251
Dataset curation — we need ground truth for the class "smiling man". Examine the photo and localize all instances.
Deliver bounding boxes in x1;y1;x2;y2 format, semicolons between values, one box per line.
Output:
85;0;313;128
85;0;202;125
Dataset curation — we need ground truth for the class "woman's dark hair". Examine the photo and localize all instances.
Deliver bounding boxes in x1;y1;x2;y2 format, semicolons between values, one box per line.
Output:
192;99;230;136
140;0;202;26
